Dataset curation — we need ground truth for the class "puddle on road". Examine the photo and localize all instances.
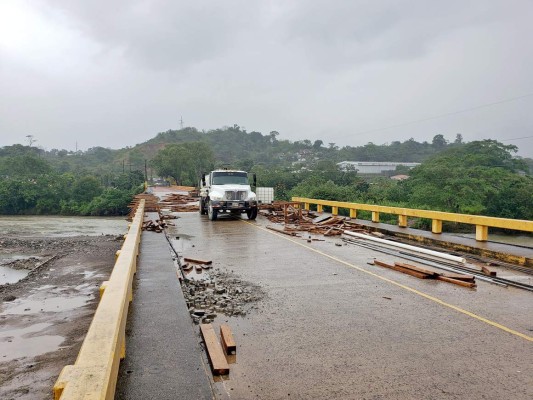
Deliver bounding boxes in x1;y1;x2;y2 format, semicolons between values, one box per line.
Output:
0;266;29;285
0;294;92;316
0;323;64;362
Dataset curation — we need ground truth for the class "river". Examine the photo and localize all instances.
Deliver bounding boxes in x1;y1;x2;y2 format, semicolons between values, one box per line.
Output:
0;215;128;237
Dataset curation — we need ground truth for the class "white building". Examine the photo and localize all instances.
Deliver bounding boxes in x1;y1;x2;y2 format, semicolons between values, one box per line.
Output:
337;161;420;174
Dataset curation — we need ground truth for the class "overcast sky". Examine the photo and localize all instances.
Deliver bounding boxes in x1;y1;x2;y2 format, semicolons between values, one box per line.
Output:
1;0;533;157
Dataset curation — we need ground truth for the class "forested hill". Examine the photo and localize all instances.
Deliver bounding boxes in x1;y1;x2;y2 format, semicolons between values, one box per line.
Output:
1;126;532;219
128;125;492;168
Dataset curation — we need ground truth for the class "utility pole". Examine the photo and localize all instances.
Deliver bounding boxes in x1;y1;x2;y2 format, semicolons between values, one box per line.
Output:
180;116;184;130
144;159;148;182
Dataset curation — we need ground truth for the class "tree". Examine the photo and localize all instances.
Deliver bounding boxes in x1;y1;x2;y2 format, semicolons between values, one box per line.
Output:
72;176;104;203
152;142;215;186
403;140;531;217
431;134;448;150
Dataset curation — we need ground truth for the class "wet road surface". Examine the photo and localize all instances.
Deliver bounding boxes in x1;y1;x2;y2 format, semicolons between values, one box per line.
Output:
126;211;533;399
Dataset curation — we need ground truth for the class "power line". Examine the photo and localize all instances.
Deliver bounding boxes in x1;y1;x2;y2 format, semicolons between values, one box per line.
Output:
501;135;533;142
352;92;533;136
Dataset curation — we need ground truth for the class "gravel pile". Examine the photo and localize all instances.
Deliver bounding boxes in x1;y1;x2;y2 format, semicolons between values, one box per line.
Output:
182;269;265;324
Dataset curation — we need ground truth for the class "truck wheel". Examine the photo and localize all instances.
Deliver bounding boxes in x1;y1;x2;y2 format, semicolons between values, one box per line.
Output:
208;202;218;221
199;199;207;215
246;208;258;220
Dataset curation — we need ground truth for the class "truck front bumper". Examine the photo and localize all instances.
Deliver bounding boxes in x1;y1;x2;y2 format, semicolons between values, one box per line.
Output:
210;200;257;211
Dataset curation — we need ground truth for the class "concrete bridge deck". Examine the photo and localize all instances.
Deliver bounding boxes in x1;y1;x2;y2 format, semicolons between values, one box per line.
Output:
115;210;532;400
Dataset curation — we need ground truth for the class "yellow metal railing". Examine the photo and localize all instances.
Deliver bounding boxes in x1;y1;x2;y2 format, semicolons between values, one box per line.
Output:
53;199;145;400
292;197;533;242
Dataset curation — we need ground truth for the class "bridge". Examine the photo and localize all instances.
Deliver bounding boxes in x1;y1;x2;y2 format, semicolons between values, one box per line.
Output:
54;187;533;399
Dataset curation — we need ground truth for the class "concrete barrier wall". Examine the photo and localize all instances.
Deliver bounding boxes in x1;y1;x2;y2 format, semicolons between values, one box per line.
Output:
292;197;533;242
53;199;145;400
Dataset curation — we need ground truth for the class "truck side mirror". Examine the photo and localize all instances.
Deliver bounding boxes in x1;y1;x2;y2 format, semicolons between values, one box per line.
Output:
201;173;206;187
253;173;257;187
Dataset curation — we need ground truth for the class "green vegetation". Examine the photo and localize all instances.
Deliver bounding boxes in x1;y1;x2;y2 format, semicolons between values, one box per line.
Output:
0;127;531;222
0;147;144;215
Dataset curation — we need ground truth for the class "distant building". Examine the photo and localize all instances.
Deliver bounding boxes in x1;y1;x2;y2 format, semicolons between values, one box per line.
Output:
390;174;410;181
337;161;420;175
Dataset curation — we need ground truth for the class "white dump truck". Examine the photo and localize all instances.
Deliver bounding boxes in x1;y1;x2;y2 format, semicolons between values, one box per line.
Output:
199;169;258;221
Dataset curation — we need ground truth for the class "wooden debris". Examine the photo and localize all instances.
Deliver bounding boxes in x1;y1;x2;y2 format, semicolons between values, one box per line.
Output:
374;259;476;288
394;262;440;278
184;257;212;265
440;273;475;282
266;226;300;237
220;324;236;355
142;219;168;233
437;275;477;288
481;265;497;277
200;324;230;375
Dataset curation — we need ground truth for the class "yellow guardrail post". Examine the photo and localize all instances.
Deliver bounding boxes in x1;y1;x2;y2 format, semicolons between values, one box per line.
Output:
432;219;443;234
292;197;533;241
54;199;145;400
476;225;489;242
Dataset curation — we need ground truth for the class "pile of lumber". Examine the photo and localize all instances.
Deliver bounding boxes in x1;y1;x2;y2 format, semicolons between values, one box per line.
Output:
373;260;476;288
159;193;199;212
264;211;373;238
142;219;169;233
127;193;160;219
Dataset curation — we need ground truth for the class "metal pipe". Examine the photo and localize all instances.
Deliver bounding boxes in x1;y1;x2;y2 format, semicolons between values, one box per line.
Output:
343;230;467;264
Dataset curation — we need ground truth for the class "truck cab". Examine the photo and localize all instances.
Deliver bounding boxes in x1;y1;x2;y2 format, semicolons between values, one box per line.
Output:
199;170;258;221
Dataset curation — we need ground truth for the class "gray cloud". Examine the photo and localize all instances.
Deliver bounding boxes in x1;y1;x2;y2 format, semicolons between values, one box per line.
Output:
1;0;532;156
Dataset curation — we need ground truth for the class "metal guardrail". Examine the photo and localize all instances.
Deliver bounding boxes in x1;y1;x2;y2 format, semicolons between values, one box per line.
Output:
53;199;145;400
292;197;533;242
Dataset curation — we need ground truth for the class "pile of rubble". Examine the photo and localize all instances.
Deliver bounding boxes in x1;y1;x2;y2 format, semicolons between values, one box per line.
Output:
181;269;265;324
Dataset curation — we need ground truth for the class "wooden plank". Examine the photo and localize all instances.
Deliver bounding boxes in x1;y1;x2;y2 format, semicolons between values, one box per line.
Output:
266;226;299;236
220;324;236;355
184;257;212;265
374;260;430;279
440;273;475;282
394;262;439;278
200;324;229;375
481;265;497;276
437;276;477;288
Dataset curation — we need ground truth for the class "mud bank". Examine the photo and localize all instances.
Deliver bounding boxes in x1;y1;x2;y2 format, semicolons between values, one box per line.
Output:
0;235;122;400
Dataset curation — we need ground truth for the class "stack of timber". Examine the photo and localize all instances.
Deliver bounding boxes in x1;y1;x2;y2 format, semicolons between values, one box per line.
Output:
127;193;160;219
159;193;199;212
373;260;476;288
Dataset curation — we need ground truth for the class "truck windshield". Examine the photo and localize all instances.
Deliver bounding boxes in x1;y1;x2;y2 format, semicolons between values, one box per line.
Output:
212;172;248;185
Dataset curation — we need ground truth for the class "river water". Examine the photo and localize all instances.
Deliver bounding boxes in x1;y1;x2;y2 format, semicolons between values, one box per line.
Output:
0;216;128;285
0;215;128;237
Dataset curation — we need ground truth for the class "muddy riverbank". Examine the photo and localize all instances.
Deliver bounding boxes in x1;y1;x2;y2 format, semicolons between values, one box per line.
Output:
0;234;123;400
